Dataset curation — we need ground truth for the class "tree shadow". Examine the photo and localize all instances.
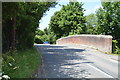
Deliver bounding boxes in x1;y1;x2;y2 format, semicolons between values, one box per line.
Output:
36;44;94;78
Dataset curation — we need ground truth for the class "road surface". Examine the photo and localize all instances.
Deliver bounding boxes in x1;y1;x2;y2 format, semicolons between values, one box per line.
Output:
35;44;119;79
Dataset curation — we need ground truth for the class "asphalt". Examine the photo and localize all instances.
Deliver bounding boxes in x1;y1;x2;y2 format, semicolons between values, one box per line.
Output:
35;44;119;79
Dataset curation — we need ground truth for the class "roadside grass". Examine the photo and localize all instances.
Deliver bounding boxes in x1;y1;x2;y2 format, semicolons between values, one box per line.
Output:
104;52;120;56
93;47;120;56
2;47;41;78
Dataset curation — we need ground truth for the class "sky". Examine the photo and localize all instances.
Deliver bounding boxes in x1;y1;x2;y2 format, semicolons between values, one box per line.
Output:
39;0;102;31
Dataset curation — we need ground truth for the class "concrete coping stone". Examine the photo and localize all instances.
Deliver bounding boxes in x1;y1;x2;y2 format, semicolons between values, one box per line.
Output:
57;34;113;41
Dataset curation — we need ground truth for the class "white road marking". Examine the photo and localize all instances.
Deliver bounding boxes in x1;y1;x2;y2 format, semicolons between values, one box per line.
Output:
87;64;114;78
109;58;119;63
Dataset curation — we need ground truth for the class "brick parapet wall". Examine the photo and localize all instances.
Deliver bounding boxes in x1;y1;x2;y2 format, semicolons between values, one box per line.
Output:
56;35;112;53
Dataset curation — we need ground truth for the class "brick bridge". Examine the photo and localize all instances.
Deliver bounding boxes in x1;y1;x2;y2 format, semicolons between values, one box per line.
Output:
56;34;112;53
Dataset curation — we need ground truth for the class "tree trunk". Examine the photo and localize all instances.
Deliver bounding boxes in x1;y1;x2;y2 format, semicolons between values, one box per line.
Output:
9;15;16;52
13;15;16;51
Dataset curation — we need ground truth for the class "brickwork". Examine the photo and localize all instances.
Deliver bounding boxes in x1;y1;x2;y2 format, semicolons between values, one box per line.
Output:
56;35;113;53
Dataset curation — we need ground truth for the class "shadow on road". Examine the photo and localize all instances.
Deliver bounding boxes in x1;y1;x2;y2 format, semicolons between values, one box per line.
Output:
36;44;94;78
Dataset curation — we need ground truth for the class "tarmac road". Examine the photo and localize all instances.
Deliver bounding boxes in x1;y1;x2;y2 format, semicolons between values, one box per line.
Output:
35;44;119;79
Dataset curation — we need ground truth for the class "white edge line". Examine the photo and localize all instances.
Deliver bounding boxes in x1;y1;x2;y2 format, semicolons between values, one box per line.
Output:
109;58;119;63
87;64;114;78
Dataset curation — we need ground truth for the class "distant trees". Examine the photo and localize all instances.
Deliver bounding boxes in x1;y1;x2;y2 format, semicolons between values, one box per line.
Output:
85;13;98;34
34;29;44;44
2;2;56;52
49;2;86;39
43;28;56;44
34;28;56;44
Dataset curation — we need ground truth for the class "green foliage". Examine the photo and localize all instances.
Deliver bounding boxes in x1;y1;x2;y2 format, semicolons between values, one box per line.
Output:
34;28;56;44
85;13;98;34
34;37;43;44
2;48;40;78
16;15;35;49
96;1;120;54
34;29;44;44
2;2;56;52
96;2;120;39
49;2;86;39
112;40;120;54
43;28;56;44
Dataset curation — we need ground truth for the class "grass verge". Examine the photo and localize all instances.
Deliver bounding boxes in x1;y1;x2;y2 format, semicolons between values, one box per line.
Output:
2;47;41;78
93;48;120;56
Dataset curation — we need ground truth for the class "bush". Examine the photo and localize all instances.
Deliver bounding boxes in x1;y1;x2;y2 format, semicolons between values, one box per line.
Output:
112;40;120;54
34;38;43;44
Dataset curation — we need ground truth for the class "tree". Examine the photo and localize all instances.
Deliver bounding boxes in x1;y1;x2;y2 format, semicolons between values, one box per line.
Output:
96;2;120;40
96;1;120;53
43;28;56;44
2;2;22;52
34;29;44;44
2;2;57;52
34;28;56;44
85;13;98;34
49;2;86;39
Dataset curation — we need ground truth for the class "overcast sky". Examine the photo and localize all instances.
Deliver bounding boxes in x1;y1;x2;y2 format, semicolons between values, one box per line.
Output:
39;0;102;31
